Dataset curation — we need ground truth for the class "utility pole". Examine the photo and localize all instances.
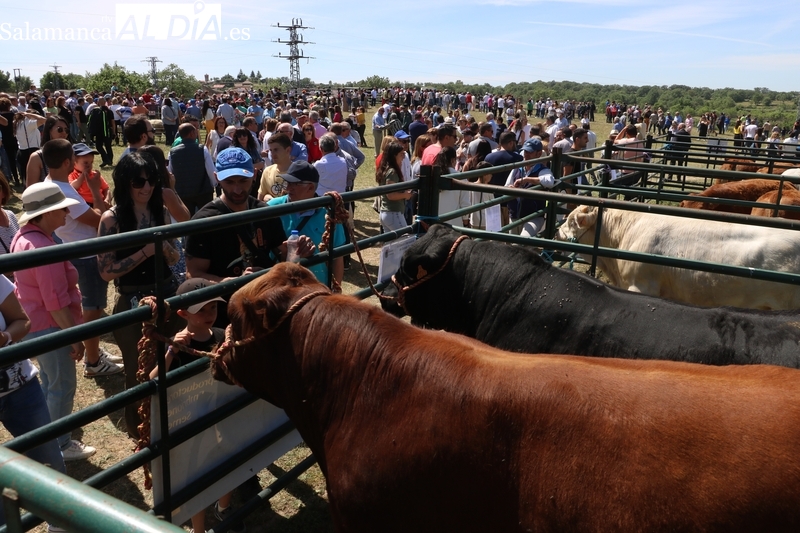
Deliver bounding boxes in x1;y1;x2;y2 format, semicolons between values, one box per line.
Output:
272;19;315;89
49;63;62;90
12;69;21;92
142;56;162;90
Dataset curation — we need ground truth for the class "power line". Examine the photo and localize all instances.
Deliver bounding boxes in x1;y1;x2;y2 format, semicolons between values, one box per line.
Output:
272;18;314;89
142;56;162;89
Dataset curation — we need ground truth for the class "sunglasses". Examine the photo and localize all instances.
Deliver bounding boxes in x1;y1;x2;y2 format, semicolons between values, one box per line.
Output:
54;126;66;133
131;175;159;189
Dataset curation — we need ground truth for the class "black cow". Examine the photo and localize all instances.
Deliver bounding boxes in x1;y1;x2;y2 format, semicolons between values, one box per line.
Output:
381;224;800;367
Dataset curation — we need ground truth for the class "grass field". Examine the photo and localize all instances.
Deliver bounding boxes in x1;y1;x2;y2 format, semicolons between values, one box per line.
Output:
0;110;740;532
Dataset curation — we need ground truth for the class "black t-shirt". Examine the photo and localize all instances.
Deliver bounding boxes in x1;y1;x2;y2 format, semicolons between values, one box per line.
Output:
171;327;225;370
185;196;287;279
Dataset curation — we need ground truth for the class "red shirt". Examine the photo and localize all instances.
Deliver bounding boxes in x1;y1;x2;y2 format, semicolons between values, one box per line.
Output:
68;168;109;205
421;143;442;166
306;138;322;163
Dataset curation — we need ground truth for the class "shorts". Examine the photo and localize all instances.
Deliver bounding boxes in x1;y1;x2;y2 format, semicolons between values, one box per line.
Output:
71;257;108;310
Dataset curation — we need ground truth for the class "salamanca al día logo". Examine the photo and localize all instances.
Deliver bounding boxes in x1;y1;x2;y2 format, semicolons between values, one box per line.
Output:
0;23;112;41
114;3;247;41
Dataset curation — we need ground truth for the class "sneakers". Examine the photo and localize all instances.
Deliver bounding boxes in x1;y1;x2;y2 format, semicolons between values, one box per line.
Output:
62;440;96;461
84;357;123;377
214;502;246;533
99;348;124;364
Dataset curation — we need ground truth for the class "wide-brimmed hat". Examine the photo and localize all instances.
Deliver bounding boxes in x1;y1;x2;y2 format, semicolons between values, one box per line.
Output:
19;182;79;225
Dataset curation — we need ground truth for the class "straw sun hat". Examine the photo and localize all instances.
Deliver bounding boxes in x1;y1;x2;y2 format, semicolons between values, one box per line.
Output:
18;182;79;226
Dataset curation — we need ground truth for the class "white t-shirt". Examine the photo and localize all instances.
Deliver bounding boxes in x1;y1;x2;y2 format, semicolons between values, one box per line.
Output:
46;178;98;253
0;274;38;398
16;118;41;150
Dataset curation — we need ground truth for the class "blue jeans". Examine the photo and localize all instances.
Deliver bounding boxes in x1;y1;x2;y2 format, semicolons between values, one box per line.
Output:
0;378;66;527
24;327;76;450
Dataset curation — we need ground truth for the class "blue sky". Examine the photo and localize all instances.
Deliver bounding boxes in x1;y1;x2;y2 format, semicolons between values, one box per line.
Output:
2;0;799;92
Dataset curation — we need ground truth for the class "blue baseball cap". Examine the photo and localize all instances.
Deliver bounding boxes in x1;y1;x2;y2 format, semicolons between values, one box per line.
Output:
215;148;254;181
521;137;544;153
394;130;410;140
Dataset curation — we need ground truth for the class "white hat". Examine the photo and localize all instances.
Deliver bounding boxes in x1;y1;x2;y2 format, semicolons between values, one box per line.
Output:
19;182;79;225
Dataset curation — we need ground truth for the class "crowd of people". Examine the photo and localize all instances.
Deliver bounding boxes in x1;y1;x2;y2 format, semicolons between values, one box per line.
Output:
1;80;799;531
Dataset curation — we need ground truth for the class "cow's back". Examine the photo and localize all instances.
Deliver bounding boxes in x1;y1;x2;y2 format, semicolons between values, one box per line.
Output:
321;322;800;532
598;209;800;308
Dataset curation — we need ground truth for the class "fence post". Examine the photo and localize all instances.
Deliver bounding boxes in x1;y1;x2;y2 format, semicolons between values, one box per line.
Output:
543;149;562;240
417;165;440;230
152;235;172;523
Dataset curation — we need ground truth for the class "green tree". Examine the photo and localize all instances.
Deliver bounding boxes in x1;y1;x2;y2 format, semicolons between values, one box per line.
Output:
236;69;247;82
249;70;255;79
255;70;262;81
157;64;200;98
358;75;390;88
0;71;15;92
39;71;79;91
219;73;235;85
84;63;149;94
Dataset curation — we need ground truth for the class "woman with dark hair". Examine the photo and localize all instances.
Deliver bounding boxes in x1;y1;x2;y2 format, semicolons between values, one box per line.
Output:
461;139;492;178
332;105;343;123
302;123;322;163
232;127;264;195
161;97;179;145
45;97;58;116
26;116;70;186
433;146;471;227
97;151;182;439
55;96;74;142
138;145;190;281
376;142;413;232
205;116;227;161
0;98;18;184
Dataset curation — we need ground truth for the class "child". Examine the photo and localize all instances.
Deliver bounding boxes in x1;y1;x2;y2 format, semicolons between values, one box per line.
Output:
149;278;244;533
68;143;111;210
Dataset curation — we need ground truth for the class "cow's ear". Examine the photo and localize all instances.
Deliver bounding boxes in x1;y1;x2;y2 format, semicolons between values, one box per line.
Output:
252;286;297;332
574;206;598;229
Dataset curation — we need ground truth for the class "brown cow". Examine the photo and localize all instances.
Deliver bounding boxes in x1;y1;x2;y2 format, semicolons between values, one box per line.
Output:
214;263;800;533
714;159;800;185
679;178;796;214
751;188;800;219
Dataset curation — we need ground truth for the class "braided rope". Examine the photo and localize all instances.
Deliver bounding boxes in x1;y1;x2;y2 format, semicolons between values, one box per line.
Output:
135;296;171;490
320;191;352;294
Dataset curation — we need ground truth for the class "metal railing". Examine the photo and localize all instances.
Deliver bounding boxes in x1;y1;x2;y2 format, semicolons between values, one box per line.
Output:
2;140;800;530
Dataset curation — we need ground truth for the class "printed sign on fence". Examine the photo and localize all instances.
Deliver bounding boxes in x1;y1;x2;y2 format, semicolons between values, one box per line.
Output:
377;235;417;284
151;372;302;525
485;204;502;232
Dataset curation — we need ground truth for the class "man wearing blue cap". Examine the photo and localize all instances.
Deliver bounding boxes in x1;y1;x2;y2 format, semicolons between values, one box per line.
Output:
185;147;314;284
184;99;202;122
506;137;558;237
